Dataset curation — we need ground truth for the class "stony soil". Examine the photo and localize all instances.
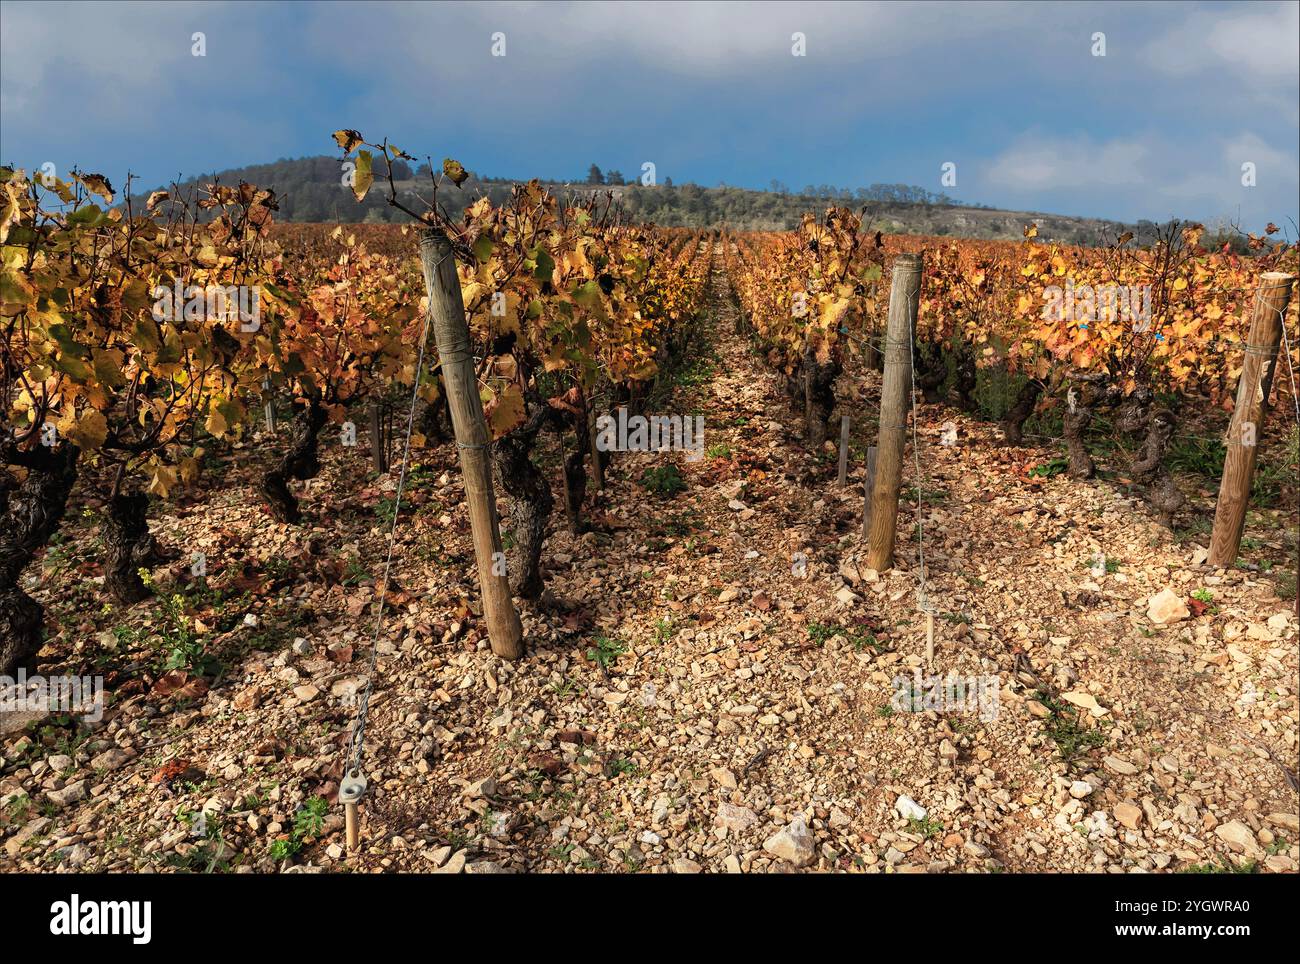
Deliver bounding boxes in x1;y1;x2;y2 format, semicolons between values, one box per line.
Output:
2;248;1297;874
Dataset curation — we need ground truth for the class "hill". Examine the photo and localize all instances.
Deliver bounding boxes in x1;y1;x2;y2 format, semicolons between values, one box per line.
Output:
130;154;1147;245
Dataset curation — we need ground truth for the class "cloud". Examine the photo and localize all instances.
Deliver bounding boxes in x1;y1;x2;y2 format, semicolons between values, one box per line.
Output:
1;1;214;116
389;1;1021;75
978;129;1297;225
298;0;1041;94
1221;132;1300;182
983;134;1152;191
1142;1;1299;84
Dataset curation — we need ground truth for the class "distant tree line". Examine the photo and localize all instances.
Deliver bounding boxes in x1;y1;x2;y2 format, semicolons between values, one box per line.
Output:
126;155;1153;242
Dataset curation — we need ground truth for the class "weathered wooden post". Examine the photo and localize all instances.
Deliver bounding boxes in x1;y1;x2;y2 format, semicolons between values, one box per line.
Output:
803;341;815;443
837;415;850;488
586;392;605;492
262;376;276;434
1208;272;1295;569
865;254;923;571
419;227;525;659
369;400;388;474
861;445;878;538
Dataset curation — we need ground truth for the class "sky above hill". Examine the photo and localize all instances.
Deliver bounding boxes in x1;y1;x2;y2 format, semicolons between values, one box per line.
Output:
2;0;1297;229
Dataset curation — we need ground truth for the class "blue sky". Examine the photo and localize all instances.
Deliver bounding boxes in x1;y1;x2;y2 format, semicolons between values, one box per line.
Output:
2;0;1297;227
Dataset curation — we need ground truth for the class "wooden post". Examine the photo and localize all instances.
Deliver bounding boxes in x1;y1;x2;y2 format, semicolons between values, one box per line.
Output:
861;445;878;538
419;228;524;660
262;377;276;434
558;430;578;532
837;415;850;488
803;341;814;442
586;393;605;492
369;400;388;474
384;402;395;470
1208;272;1295;568
865;254;923;571
344;801;359;852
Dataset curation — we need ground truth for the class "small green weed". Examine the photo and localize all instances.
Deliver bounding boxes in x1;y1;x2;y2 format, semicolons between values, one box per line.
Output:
586;635;627;669
640;464;686;497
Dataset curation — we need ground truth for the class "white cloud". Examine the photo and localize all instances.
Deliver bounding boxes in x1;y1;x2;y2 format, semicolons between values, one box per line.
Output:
1;1;281;141
1142;1;1299;84
978;129;1297;225
1222;132;1299;182
1;1;207;115
303;0;1033;82
983;134;1151;190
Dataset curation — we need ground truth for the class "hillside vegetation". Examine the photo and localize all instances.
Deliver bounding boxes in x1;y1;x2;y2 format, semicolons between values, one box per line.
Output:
128;155;1148;245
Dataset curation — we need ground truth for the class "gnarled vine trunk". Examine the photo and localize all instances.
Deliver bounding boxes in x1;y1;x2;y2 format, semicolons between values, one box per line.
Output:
873;341;887;373
953;348;978;413
1129;406;1185;526
559;419;589;534
262;398;327;524
784;372;802;405
0;444;78;677
418;390;453;445
492;405;552;600
1063;393;1095;480
101;491;158;603
1114;389;1152;435
999;379;1041;445
804;358;839;448
915;343;947;404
